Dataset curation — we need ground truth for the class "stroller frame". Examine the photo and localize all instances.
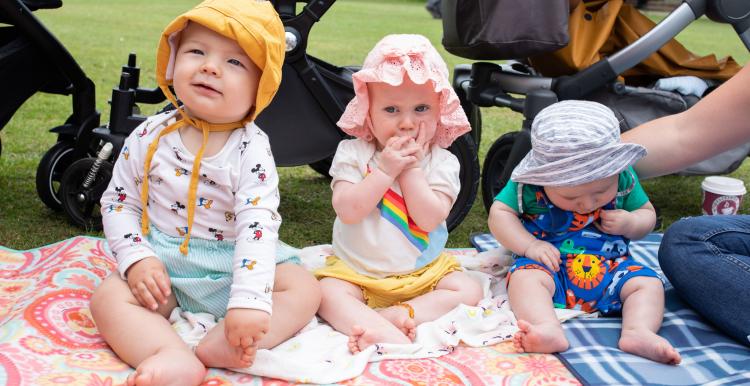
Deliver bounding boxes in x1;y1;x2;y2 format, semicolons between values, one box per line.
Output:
447;0;750;210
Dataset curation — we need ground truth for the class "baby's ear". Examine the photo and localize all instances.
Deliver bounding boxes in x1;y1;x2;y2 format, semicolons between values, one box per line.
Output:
362;115;374;142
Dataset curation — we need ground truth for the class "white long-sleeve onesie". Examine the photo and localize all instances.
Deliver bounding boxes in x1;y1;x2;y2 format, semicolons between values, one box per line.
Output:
100;110;281;314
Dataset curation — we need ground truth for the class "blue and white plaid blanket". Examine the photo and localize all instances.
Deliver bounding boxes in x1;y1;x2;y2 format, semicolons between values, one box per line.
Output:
470;233;750;386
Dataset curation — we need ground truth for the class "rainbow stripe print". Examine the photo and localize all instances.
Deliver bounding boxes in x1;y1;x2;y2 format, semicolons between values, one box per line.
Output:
378;188;429;251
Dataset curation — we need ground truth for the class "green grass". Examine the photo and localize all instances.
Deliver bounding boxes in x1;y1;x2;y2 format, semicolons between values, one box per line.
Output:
1;0;748;249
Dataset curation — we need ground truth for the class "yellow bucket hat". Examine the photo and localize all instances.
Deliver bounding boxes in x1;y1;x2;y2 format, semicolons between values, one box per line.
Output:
140;0;285;255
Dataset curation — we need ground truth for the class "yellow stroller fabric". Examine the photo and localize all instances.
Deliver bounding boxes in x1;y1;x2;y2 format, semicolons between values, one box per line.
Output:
530;0;741;82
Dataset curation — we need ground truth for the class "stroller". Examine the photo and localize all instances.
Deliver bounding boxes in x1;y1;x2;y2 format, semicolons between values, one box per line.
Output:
0;0;102;212
441;0;750;211
34;0;481;231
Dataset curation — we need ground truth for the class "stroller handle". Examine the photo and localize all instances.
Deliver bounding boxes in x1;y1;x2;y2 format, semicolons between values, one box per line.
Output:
556;1;706;99
608;1;704;75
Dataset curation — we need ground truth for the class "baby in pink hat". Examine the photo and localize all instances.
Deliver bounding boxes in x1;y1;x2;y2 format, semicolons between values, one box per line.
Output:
314;34;483;353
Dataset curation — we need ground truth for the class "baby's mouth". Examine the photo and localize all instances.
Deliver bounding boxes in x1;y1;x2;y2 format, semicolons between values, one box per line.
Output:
193;82;221;94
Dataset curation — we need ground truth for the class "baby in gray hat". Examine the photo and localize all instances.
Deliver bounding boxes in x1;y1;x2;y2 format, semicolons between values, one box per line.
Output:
488;100;680;364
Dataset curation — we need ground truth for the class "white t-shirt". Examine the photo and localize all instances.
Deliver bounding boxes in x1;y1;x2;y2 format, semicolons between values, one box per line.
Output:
329;139;461;278
101;110;281;314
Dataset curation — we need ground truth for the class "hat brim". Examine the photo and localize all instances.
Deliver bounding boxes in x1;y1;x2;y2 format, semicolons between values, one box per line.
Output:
510;142;646;186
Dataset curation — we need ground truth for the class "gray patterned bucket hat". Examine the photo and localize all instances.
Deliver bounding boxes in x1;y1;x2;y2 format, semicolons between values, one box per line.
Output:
510;100;647;187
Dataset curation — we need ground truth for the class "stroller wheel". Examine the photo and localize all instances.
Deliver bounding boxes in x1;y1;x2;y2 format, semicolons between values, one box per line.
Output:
59;157;113;231
36;141;79;211
481;131;521;212
447;134;479;231
309;156;333;178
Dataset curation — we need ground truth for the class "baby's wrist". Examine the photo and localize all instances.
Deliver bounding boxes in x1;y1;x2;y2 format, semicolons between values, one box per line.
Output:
376;164;398;179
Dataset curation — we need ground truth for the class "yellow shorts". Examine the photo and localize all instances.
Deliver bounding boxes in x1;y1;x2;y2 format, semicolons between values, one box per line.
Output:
314;252;462;309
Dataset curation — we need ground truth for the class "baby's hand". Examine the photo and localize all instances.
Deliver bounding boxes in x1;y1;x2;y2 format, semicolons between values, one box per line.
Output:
224;308;270;350
524;240;562;272
379;136;417;177
126;257;171;311
402;122;431;167
595;209;633;236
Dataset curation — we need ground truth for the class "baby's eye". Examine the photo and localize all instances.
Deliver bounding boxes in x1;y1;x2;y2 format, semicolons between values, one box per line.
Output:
415;104;430;112
228;58;244;67
187;49;204;55
384;106;397;113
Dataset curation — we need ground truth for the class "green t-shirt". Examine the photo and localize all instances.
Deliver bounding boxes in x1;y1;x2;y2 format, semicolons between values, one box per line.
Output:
494;166;649;214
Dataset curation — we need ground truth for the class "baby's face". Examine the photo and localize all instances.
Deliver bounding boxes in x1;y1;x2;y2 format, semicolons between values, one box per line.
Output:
172;23;260;123
367;77;440;150
543;175;619;214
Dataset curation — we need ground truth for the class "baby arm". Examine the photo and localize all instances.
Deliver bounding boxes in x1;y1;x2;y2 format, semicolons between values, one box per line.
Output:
597;201;656;240
225;132;280;349
488;201;562;271
101;119;170;309
332;169;393;224
332;137;414;223
398;167;452;231
397;129;455;231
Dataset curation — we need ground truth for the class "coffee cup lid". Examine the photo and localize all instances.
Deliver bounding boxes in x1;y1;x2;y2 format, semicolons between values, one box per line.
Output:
701;176;747;196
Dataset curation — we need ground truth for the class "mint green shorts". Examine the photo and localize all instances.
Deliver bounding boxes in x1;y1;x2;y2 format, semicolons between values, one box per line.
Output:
148;225;300;317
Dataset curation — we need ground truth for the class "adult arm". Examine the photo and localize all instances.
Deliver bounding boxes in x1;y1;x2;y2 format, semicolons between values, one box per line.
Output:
622;65;750;179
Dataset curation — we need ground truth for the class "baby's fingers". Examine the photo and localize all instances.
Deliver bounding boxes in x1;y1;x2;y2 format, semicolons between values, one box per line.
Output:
390;136;412;149
135;282;159;310
415;122;426;145
240;335;255;349
144;277;168;305
225;328;243;348
542;255;559;272
154;270;171;298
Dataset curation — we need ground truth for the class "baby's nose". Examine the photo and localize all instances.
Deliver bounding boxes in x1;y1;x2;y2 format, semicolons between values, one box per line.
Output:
201;62;220;76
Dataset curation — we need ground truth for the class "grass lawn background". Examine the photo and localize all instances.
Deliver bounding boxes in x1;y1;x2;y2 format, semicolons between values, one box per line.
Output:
1;0;748;249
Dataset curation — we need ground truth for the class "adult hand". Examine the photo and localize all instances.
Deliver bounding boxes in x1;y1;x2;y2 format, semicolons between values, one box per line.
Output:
126;256;171;311
524;240;562;272
378;136;417;178
224;308;270;351
595;209;633;236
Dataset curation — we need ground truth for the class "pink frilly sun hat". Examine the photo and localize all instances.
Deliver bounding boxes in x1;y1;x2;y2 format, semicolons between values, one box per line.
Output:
337;34;471;148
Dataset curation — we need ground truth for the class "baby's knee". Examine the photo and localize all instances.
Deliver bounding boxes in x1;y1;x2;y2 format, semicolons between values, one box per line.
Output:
621;275;663;299
507;268;555;292
442;272;483;306
459;274;484;306
276;264;322;297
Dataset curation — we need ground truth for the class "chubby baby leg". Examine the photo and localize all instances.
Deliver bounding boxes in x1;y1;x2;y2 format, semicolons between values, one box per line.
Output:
318;277;411;353
90;274;205;386
257;263;322;349
619;276;681;365
403;271;484;325
197;263;321;368
507;269;569;354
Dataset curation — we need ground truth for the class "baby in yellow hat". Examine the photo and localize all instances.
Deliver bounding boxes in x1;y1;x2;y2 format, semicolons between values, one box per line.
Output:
90;1;321;385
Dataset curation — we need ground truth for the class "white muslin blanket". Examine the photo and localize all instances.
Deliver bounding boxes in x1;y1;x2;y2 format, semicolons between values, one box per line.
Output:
170;245;584;384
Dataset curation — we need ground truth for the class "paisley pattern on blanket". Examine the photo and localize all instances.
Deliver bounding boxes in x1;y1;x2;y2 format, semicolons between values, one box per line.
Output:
0;237;580;385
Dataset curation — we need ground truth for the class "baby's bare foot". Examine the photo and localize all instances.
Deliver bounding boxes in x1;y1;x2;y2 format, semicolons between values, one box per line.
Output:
347;323;411;354
378;305;417;340
513;319;569;354
127;347;205;386
619;328;681;365
195;328;256;368
349;325;366;354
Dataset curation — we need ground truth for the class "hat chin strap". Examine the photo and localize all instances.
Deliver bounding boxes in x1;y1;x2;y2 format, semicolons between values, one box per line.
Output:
140;88;245;255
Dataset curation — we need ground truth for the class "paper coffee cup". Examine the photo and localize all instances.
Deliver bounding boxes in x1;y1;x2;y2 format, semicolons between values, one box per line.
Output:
701;176;746;215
